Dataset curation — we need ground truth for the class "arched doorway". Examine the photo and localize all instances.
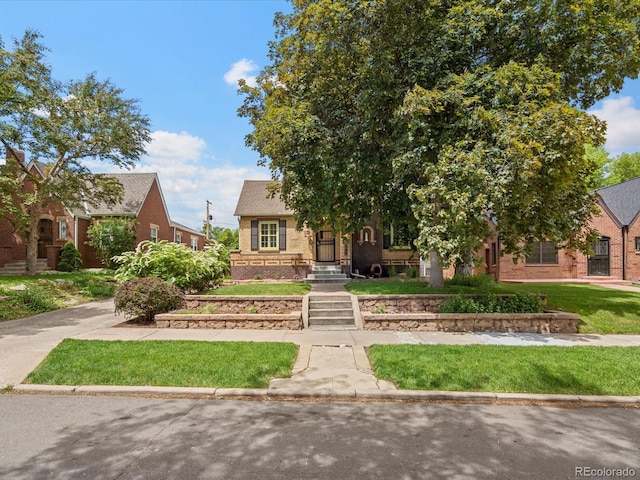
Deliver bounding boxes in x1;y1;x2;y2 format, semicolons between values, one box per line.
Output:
37;219;53;258
588;237;610;276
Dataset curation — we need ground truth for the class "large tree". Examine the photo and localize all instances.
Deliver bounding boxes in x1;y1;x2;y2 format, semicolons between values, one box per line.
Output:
0;31;151;274
240;0;640;287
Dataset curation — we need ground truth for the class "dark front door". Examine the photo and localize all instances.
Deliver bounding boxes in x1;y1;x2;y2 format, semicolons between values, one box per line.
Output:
316;228;336;262
37;219;53;258
588;238;610;276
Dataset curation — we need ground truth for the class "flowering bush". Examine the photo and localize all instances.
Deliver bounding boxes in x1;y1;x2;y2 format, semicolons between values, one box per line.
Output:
113;240;228;293
114;277;182;322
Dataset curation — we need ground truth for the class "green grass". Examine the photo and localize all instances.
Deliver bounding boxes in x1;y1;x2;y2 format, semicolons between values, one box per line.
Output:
0;270;116;321
346;280;640;334
206;282;311;296
26;339;298;388
369;344;640;395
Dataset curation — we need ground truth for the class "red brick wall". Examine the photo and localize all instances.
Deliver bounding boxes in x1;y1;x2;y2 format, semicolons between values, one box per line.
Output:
135;179;173;243
626;217;640;281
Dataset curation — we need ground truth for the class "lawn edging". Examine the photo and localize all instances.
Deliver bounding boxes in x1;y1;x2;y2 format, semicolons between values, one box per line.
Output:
154;312;302;329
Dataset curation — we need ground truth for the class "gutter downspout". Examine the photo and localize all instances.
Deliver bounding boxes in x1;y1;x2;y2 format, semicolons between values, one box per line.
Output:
74;216;79;249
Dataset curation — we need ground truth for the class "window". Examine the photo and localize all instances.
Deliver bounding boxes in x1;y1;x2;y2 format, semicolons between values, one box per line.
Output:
150;225;159;243
635;237;640;252
491;242;497;266
58;219;68;239
191;237;198;251
176;232;182;244
525;241;558;265
259;221;278;250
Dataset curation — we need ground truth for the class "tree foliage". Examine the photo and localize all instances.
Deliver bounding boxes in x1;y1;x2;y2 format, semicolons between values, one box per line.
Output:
113;240;229;293
240;0;640;286
0;31;151;275
204;226;239;250
86;217;137;269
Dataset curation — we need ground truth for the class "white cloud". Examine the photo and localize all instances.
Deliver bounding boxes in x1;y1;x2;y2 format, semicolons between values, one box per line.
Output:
83;129;269;229
224;58;259;88
589;96;640;154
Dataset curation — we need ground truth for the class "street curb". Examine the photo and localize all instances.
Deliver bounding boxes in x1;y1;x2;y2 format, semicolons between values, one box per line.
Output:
11;384;640;405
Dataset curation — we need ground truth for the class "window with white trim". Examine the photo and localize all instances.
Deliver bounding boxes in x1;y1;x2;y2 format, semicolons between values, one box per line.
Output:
58;219;68;239
176;232;182;244
150;225;159;243
635;237;640;252
259;221;279;250
191;237;198;250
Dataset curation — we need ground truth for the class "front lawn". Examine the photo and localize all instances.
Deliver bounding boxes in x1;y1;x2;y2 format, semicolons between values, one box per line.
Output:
0;271;116;321
347;280;640;334
206;282;311;296
26;339;298;388
369;344;640;395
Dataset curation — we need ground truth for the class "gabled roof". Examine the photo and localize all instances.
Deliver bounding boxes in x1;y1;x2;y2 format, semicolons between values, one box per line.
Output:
68;172;169;218
234;180;292;217
597;176;640;227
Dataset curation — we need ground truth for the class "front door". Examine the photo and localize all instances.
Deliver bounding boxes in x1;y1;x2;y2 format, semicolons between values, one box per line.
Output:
37;219;53;258
315;228;336;262
588;238;610;276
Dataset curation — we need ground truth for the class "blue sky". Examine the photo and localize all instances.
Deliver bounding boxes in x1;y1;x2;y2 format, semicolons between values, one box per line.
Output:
3;1;640;230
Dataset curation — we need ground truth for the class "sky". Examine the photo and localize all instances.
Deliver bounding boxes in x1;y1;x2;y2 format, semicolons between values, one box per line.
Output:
3;1;640;231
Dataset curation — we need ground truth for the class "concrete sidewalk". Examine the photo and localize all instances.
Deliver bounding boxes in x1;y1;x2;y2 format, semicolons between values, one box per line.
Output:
4;299;640;404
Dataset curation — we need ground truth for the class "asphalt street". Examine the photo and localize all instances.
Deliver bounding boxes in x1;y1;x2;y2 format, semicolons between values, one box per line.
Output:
0;394;638;480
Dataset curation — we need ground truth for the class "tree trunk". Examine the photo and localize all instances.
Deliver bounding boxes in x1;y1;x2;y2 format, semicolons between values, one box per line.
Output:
25;210;41;276
428;251;444;288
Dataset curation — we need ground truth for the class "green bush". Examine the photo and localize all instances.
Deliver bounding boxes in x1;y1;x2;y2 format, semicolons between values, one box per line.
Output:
447;273;494;289
439;293;543;314
57;243;82;272
405;267;418;279
19;285;56;313
114;277;183;322
113;240;228;293
86;217;137;269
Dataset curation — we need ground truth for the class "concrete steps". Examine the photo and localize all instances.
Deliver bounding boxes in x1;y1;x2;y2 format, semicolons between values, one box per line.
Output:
0;259;50;276
308;293;356;329
304;265;351;284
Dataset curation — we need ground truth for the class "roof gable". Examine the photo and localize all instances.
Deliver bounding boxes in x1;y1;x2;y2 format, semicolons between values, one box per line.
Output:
234;180;291;217
597;176;640;227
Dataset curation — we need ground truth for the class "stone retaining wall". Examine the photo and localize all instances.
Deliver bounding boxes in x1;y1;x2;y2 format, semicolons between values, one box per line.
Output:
155;312;302;330
358;294;547;313
362;311;578;333
182;295;303;314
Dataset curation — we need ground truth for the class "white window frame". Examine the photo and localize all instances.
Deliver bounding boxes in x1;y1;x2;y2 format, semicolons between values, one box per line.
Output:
176;232;182;244
191;237;198;251
150;225;159;243
259;221;279;250
58;219;68;240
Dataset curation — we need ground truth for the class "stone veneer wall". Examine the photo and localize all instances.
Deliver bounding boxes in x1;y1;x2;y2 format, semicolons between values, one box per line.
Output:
182;295;303;314
154;313;301;330
361;312;579;333
357;294;547;313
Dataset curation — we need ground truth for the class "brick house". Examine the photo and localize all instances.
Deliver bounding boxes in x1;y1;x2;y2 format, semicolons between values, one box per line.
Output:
494;177;640;282
230;180;418;280
0;153;205;272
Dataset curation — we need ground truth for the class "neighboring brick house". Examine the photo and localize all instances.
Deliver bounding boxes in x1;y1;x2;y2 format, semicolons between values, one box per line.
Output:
0;153;205;271
230;180;418;280
496;177;640;282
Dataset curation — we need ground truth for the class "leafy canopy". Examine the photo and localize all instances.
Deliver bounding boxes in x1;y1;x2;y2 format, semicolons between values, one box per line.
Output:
86;217;137;269
240;0;640;279
0;31;151;274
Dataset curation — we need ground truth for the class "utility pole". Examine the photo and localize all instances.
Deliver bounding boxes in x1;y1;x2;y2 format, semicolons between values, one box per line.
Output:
205;200;212;241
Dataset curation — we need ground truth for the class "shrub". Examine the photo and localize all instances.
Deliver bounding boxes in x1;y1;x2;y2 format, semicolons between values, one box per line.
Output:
19;285;56;313
439;293;543;314
405;267;419;278
82;279;116;298
86;217;137;268
114;277;183;322
500;293;543;313
447;273;494;289
113;240;228;293
57;243;82;272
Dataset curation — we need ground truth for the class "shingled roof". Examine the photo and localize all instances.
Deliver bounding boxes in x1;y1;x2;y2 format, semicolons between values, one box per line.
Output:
68;172;165;217
234;180;291;216
597;176;640;227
